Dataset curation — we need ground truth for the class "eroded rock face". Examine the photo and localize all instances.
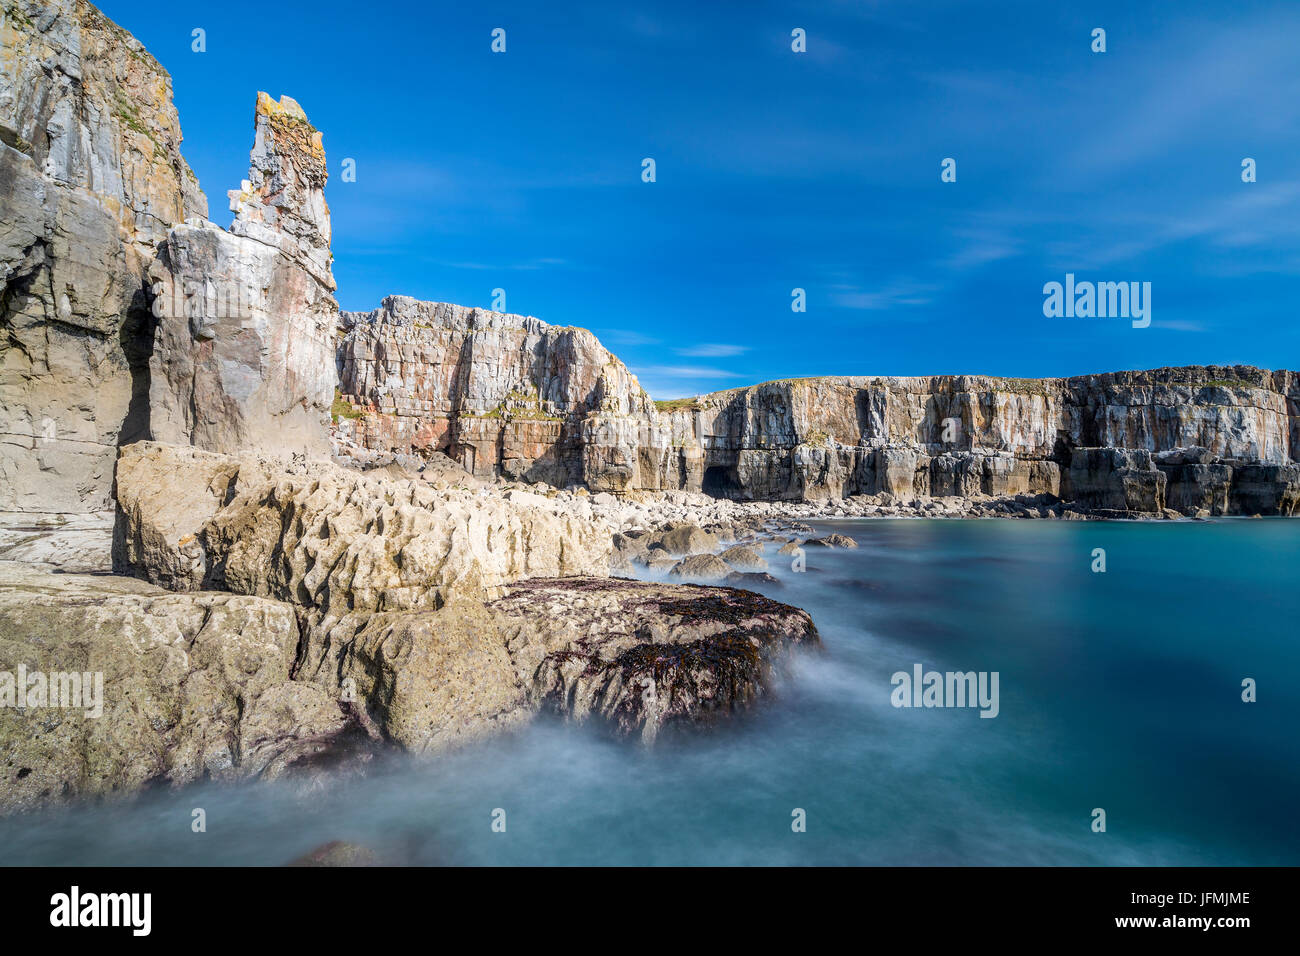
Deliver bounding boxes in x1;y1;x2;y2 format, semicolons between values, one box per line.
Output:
333;296;665;489
331;302;1300;514
1064;448;1168;515
112;441;240;588
226;93;332;287
491;578;820;745
298;600;532;754
1;5;334;523
109;444;821;757
114;441;614;613
662;368;1299;509
146;92;336;459
1229;463;1300;516
112;445;820;759
0;0;206;515
30;442;826;801
0;561;348;813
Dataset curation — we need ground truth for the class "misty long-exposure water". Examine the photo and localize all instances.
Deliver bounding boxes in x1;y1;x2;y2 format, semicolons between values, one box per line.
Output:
4;518;1296;865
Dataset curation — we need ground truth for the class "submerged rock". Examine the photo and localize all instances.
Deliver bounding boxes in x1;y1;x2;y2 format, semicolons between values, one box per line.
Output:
806;533;858;549
718;544;769;571
726;572;781;588
635;550;678;571
668;554;733;582
286;841;379;867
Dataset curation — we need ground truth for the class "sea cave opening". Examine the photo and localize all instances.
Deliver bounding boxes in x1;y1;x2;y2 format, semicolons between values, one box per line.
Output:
701;465;741;499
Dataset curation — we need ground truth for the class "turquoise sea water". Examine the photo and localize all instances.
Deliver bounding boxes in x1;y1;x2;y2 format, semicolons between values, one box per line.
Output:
3;518;1297;865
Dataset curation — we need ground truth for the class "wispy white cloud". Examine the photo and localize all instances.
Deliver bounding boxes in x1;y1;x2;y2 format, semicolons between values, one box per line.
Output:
435;258;568;272
830;279;936;311
633;365;745;402
1154;319;1206;333
1062;14;1300;181
674;343;749;358
942;228;1022;271
636;365;743;379
1049;181;1300;268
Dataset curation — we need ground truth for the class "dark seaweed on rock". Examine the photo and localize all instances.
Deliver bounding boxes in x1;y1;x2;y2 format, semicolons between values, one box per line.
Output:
492;578;819;744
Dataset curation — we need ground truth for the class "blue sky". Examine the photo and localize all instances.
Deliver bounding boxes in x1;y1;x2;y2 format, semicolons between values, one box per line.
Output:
100;0;1299;398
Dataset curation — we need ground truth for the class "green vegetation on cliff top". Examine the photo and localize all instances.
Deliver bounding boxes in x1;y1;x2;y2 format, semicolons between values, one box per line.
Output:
654;397;703;412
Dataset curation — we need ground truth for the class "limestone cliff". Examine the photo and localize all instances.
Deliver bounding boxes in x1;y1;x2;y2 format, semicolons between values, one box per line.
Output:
334;295;663;488
2;3;1296;521
653;367;1300;514
334;304;1300;516
2;3;335;520
0;0;206;513
146;92;336;457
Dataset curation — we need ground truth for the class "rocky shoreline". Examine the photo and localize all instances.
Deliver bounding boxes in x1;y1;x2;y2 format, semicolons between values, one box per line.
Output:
0;440;826;813
1;1;1295;817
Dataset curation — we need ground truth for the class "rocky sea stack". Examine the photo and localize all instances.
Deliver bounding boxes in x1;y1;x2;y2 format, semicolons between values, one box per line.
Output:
0;1;1295;814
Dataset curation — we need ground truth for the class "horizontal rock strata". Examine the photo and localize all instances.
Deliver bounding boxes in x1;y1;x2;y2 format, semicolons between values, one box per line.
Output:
334;295;660;490
662;368;1300;515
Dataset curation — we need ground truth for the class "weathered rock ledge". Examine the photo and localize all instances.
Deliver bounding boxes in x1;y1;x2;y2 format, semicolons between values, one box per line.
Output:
0;560;350;813
0;552;818;813
113;440;613;605
0;442;821;813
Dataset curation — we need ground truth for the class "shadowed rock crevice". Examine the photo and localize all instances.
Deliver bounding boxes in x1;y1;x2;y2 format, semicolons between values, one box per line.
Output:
117;287;156;446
